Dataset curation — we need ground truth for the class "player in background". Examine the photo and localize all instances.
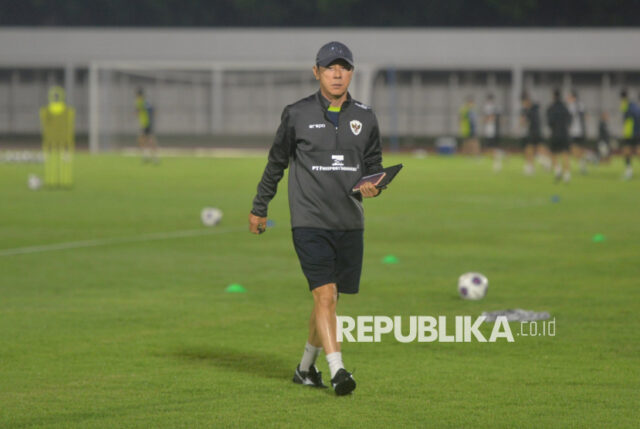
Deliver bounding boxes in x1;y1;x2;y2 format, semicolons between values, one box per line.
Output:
520;92;548;175
597;111;612;164
482;94;504;172
619;90;640;180
459;96;479;155
567;90;588;174
135;88;158;163
546;89;572;182
520;93;539;175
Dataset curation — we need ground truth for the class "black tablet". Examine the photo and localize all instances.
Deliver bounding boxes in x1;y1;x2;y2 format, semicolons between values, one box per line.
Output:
351;164;403;195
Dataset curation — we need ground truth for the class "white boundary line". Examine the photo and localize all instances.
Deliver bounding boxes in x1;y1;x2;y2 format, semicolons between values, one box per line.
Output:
120;148;268;158
0;227;244;257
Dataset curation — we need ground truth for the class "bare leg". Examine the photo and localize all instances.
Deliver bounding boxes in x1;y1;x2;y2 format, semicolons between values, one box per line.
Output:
572;143;587;174
148;135;159;163
471;138;481;156
311;283;339;355
461;139;469;155
536;143;552;171
571;143;585;162
138;134;151;161
524;144;535;175
525;144;535;165
623;145;633;179
562;151;571;182
307;307;322;348
551;152;561;180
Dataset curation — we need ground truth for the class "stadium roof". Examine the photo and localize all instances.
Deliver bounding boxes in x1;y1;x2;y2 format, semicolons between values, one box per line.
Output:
1;27;640;70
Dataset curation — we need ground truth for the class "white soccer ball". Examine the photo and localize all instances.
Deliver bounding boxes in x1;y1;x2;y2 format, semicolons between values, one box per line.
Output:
28;174;42;190
458;272;488;300
201;207;223;227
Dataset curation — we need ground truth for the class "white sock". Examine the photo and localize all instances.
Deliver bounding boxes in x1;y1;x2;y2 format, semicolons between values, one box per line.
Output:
554;165;562;178
326;352;344;379
538;155;551;170
523;163;534;175
299;342;322;372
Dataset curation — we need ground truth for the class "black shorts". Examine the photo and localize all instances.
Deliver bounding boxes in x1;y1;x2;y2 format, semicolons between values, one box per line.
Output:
549;138;570;154
292;228;363;294
521;134;540;147
622;138;638;148
140;124;153;136
571;136;586;146
482;136;500;148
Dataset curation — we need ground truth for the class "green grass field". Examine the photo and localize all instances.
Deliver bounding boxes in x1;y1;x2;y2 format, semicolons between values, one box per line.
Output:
1;153;639;428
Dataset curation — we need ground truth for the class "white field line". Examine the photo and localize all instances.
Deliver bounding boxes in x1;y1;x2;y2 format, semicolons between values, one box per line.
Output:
0;227;244;257
120;148;268;158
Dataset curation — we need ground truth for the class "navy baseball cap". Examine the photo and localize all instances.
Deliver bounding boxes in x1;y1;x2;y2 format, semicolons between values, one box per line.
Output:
316;41;354;68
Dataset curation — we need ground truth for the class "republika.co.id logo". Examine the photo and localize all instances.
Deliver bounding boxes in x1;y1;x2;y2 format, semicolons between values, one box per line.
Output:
336;315;556;343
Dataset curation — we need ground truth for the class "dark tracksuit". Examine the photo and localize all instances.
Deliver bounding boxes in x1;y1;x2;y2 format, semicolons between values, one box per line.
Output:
546;100;572;153
522;103;542;145
251;91;384;294
252;91;383;230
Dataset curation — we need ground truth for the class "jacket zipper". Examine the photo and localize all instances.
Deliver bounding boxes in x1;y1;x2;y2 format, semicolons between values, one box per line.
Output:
334;107;340;150
324;107;340;150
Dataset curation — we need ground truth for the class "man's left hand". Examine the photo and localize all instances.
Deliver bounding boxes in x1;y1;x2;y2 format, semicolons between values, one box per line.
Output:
359;182;380;198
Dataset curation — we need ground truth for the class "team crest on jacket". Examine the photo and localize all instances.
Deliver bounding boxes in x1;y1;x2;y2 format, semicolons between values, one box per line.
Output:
350;120;363;136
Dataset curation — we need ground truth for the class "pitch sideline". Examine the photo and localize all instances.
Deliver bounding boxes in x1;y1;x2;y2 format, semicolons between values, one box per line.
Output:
0;227;244;257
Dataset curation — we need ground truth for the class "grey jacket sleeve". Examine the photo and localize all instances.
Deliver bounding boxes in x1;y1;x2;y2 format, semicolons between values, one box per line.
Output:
361;113;384;198
363;114;384;175
251;107;295;217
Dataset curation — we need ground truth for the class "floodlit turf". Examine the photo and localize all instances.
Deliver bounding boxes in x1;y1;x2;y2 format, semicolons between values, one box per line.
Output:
1;153;639;428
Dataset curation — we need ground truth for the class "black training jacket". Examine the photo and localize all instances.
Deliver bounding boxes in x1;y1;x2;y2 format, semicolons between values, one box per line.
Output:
546;100;572;142
251;91;383;230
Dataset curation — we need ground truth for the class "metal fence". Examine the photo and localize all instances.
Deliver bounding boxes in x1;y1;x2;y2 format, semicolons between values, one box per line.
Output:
1;65;639;149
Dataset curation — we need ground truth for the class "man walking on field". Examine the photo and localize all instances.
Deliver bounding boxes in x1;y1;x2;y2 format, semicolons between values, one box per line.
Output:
249;41;384;396
547;89;572;182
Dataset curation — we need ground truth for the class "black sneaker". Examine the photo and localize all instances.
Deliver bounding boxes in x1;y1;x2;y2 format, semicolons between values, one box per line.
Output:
331;368;356;396
292;364;327;388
